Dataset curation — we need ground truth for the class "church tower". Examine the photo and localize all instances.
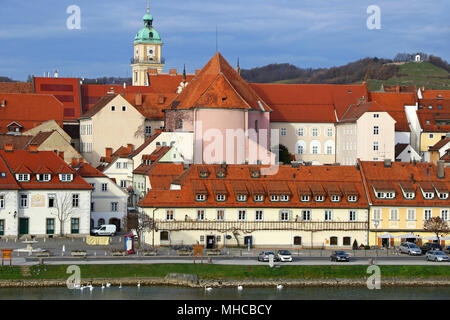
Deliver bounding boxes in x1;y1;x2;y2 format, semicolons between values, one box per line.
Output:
131;2;164;86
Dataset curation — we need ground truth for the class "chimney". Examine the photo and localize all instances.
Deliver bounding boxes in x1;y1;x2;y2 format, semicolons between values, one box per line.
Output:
107;87;115;94
58;151;64;159
148;68;158;75
4;143;13;151
0;99;6;107
105;148;113;158
135;92;142;106
437;160;445;179
169;69;177;76
384;159;392;168
28;144;39;153
71;158;79;167
123;82;127;89
127;144;134;153
54;70;58;78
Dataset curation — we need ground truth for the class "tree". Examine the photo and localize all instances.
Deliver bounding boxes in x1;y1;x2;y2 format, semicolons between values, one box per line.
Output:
123;210;156;249
423;217;450;244
51;192;77;236
277;144;292;164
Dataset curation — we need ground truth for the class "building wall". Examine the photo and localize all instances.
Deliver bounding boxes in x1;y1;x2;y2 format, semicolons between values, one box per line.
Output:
80;95;146;167
0;191;19;237
404;104;420;151
270;122;336;164
357;112;395;161
86;177;128;230
38;132;83;164
103;158;134;193
336;122;357;165
420;132;447;153
396;146;422;162
395;132;410;145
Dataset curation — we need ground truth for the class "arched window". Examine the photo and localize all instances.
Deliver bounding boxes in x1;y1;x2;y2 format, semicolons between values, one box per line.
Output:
295;140;306;155
330;236;338;246
310;140;321;155
98;218;105;227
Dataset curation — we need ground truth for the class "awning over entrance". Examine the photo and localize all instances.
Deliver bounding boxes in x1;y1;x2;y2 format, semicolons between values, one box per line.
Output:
377;233;395;239
425;236;450;241
396;233;421;239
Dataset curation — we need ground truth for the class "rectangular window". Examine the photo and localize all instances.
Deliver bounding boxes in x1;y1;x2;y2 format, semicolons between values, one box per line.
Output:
197;210;205;221
91;202;95;212
255;210;263;221
48;194;56;208
302;210;311;221
390;209;399;221
424;192;434;199
145;126;152;136
441;209;449;221
270;195;279;202
111;202;118;212
0;195;4;209
237;194;247;202
90;183;95;191
116;162;121;169
438;193;449;200
405;192;415;199
373;208;381;221
280;128;286;136
315;195;324;202
196;194;206;201
254;195;264;202
327;128;333;137
331;195;340;202
238;210;246;221
373;141;379;151
326;146;333;155
101;183;108;192
424;209;432;221
312;128;318;136
46;218;55;235
216;209;225;221
325;210;333;221
60;174;73;182
373;114;379;118
280;195;289;202
312;146;318;154
216;194;226;201
348;195;357;202
280;210;289;221
120;180;127;188
72;194;79;208
407;209;416;221
71;218;79;234
301;195;310;202
0;220;4;236
20;194;28;208
349;210;357;221
166;210;174;221
373;126;379;135
297;128;304;136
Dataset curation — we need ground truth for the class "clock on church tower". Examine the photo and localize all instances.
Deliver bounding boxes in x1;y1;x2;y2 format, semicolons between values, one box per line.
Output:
131;3;165;86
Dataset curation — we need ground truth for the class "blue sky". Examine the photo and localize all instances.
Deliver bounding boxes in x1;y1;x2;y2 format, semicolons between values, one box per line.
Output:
1;0;449;81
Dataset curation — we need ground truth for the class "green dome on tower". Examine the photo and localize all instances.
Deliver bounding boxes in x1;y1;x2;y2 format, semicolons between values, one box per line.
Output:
134;10;162;44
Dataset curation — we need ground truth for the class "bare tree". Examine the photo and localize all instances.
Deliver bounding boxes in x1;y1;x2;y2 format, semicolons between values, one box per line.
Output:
424;217;450;244
123;211;155;249
51;192;76;237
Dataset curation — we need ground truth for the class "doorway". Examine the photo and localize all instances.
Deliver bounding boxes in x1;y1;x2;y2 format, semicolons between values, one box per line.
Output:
109;218;121;232
19;218;29;235
206;235;215;249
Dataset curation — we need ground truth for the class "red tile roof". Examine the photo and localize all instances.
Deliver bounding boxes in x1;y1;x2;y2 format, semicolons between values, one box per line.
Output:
417;99;450;132
0;154;20;190
147;73;195;93
428;138;450;151
124;93;177;120
0;150;92;190
421;90;450;100
0;82;33;94
359;160;450;207
0;93;64;133
75;162;107;178
138;164;368;208
167;53;271;112
339;101;388;122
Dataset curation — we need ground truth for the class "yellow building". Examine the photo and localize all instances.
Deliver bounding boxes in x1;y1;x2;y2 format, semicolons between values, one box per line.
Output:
360;159;450;248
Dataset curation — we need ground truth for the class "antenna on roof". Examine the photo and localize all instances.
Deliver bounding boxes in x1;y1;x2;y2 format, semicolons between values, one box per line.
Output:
215;25;218;53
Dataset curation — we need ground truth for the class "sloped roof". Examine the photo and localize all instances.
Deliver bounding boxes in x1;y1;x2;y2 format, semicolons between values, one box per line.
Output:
395;143;409;158
167;52;271;112
429;138;450;152
421;90;450;100
339;101;388;122
0;154;20;190
417;99;450;132
124;93;176;120
79;94;118;119
75;162;107;178
0;134;33;150
0;82;33;94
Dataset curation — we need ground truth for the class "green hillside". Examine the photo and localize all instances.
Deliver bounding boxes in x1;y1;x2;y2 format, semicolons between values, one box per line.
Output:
367;62;450;91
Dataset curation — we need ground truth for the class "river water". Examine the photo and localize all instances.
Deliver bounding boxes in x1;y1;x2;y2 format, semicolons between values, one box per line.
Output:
0;286;449;300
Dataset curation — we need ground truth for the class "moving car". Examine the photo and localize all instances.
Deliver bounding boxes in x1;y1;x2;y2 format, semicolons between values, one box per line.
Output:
91;224;117;236
276;250;293;262
330;251;350;262
257;251;279;262
426;250;449;262
399;242;422;255
420;242;442;254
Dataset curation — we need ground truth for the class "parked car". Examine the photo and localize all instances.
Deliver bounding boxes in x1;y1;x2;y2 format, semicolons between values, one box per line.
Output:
426;250;449;262
276;250;293;262
420;242;442;254
330;251;350;262
257;251;279;262
91;224;117;236
399;242;422;255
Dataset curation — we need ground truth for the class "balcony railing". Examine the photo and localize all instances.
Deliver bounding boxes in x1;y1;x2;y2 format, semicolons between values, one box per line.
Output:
130;57;165;65
155;220;368;232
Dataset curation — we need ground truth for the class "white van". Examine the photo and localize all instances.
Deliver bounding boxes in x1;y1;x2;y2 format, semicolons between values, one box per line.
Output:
91;224;116;236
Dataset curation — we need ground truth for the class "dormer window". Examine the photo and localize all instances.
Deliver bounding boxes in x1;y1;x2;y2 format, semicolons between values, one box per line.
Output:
331;195;340;202
301;195;310;202
438;193;449;200
270;195;279;202
237;194;247;202
250;170;260;178
348;195;357;202
216;194;226;202
16;174;30;182
280;195;289;202
405;192;415;199
315;195;324;202
196;194;206;201
199;170;209;178
424;192;434;200
254;195;264;202
37;174;51;182
59;174;73;182
385;192;395;199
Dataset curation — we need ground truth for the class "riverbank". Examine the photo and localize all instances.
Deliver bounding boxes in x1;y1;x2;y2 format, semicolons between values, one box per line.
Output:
0;264;449;288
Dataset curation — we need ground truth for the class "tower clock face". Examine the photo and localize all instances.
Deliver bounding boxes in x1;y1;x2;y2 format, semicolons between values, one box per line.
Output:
147;46;155;57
